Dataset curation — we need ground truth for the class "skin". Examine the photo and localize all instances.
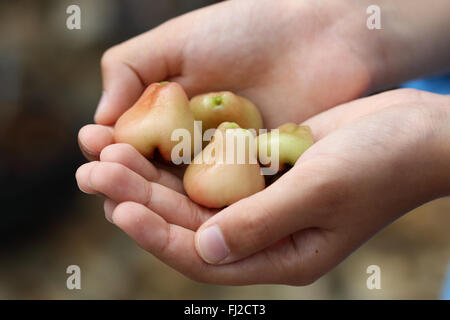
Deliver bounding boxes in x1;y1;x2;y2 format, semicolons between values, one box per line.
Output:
76;0;450;285
190;92;264;131
114;82;199;162
77;89;450;284
183;122;265;208
257;123;314;171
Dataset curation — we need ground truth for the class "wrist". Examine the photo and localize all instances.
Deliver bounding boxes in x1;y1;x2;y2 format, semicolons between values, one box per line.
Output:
406;94;450;201
361;0;450;92
379;94;450;221
308;0;396;95
428;97;450;197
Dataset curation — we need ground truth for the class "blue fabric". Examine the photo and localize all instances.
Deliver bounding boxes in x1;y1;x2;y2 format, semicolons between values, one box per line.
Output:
400;74;450;94
441;265;450;300
400;74;450;299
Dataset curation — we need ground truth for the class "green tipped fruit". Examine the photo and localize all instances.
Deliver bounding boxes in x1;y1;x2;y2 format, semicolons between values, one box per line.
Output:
212;95;223;106
189;91;263;131
257;123;314;170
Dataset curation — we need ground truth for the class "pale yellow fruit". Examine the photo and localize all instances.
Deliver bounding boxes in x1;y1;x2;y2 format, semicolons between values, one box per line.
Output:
183;122;265;208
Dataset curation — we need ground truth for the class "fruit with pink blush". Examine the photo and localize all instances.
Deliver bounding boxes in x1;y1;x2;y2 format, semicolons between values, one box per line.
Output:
114;82;200;162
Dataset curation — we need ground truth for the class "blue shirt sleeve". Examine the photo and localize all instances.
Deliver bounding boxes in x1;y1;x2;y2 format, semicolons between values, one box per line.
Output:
441;266;450;300
400;74;450;94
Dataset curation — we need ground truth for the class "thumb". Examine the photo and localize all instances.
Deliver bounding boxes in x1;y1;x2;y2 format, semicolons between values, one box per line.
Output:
194;165;325;265
94;22;187;125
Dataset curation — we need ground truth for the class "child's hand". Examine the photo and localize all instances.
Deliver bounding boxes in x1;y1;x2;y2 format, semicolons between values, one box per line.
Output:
78;0;386;162
76;89;450;285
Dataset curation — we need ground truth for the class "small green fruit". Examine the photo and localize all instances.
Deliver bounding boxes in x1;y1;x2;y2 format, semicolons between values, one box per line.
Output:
189;91;263;132
257;123;314;171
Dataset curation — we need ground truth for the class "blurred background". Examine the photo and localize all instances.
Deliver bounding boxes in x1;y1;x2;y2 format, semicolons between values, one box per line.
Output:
0;0;448;299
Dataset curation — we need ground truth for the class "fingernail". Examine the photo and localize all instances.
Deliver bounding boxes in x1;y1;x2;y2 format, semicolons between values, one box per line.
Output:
196;225;229;264
78;139;97;160
94;91;108;122
104;200;117;224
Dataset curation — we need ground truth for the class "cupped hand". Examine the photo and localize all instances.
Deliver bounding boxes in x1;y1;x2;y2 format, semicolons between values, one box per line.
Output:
78;0;381;162
76;89;450;285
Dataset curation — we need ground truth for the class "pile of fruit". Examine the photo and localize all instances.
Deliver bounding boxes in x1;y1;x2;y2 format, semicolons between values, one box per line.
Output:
114;82;314;208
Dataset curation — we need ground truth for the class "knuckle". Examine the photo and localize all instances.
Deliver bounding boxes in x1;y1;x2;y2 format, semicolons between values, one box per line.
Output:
155;222;173;256
184;198;205;228
181;199;198;228
100;46;121;70
168;194;203;229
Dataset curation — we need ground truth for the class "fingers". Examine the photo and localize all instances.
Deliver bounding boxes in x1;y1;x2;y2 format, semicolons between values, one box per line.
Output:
75;161;99;194
100;143;185;194
194;163;331;265
95;53;144;125
78;124;185;193
78;124;114;161
112;201;334;285
112;202;207;281
76;161;214;230
94;23;187;125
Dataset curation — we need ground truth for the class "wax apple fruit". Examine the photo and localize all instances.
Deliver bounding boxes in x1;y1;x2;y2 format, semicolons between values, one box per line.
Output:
257;123;314;171
189;92;263;132
183;122;265;208
114;82;199;162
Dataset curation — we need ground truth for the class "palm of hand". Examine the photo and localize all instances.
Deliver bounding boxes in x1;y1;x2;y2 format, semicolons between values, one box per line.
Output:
77;88;445;285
